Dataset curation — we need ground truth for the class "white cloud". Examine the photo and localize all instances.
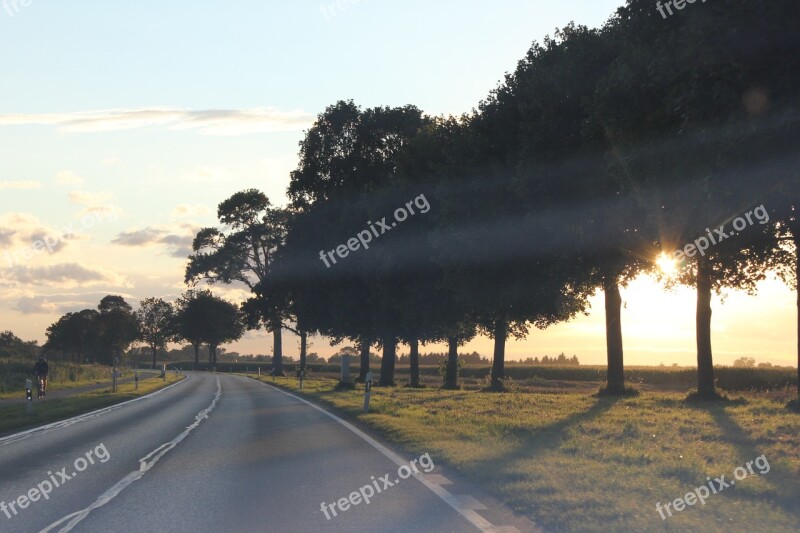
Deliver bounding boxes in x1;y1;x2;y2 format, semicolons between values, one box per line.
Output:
171;204;212;218
0;213;78;261
55;170;84;186
0;180;42;190
111;223;201;259
69;190;113;206
75;205;123;221
2;263;129;288
14;291;133;315
0;107;314;136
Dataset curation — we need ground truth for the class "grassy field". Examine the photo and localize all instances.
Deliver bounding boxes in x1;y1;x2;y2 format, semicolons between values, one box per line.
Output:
254;374;800;533
0;373;183;436
0;358;125;398
180;361;796;392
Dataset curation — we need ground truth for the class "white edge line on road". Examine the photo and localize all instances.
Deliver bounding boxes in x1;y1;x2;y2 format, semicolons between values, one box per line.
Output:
254;378;497;533
0;375;189;448
40;377;222;533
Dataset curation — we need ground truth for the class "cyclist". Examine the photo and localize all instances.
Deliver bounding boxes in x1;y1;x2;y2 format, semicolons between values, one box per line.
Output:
33;356;49;398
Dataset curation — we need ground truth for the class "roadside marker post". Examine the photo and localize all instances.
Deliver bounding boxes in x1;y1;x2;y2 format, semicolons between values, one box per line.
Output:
162;364;166;382
25;379;32;414
134;371;139;390
363;372;373;413
341;355;351;384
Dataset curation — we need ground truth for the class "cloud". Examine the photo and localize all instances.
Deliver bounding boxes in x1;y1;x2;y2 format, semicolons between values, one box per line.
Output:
3;263;127;287
76;205;122;220
55;170;84;186
112;228;164;246
111;224;200;258
0;181;42;190
0;107;314;136
14;291;132;315
0;213;77;261
0;228;15;246
171;204;212;218
69;190;113;206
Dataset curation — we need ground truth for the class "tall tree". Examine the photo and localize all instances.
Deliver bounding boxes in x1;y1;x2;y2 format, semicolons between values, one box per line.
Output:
137;297;177;370
174;290;211;365
96;296;138;366
186;190;291;375
594;0;791;399
201;294;245;366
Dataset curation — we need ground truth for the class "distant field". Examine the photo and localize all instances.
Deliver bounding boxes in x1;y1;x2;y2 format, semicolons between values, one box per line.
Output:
258;375;800;533
182;361;797;393
0;358;122;397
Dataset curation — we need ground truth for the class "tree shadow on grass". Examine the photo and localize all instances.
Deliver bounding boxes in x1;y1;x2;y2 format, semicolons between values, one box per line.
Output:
689;402;800;519
487;395;623;467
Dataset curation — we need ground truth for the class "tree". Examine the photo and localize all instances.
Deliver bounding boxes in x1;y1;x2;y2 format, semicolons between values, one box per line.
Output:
95;296;139;366
0;331;38;359
733;357;756;368
594;0;790;399
201;295;245;366
175;290;212;365
44;310;100;362
186;190;291;375
137;298;177;369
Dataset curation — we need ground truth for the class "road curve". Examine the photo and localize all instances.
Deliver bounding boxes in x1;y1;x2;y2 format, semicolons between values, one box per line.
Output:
0;372;481;533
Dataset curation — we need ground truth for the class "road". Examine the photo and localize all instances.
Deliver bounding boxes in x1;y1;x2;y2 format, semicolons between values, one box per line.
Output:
0;373;502;533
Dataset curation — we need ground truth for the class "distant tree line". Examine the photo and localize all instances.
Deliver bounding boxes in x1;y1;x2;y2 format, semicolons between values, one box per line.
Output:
513;354;580;366
41;292;245;369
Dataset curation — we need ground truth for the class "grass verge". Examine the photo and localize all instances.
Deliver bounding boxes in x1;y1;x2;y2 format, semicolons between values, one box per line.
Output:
254;375;800;533
0;374;183;436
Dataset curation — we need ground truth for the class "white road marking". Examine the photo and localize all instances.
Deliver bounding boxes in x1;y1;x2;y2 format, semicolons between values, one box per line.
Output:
39;377;222;533
0;376;188;448
256;378;498;533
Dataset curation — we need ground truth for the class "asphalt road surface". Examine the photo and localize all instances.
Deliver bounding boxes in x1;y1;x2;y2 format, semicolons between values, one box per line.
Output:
0;373;491;533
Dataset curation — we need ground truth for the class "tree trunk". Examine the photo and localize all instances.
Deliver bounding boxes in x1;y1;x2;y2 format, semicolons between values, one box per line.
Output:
358;339;371;382
490;318;508;389
272;321;284;376
151;346;157;370
299;331;308;372
604;276;625;394
379;336;397;386
409;337;420;387
696;258;716;398
443;337;459;390
193;342;199;365
794;232;800;402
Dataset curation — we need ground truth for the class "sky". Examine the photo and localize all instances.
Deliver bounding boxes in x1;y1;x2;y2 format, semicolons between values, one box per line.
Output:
0;0;795;366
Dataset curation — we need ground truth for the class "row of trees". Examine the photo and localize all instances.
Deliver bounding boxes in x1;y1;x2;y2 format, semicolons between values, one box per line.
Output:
43;292;245;368
0;331;39;359
184;0;799;400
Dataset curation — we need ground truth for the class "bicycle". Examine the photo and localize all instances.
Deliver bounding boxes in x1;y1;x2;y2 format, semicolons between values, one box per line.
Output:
36;376;47;399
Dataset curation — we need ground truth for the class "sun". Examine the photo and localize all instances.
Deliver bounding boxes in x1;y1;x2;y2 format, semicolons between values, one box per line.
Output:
656;252;678;276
